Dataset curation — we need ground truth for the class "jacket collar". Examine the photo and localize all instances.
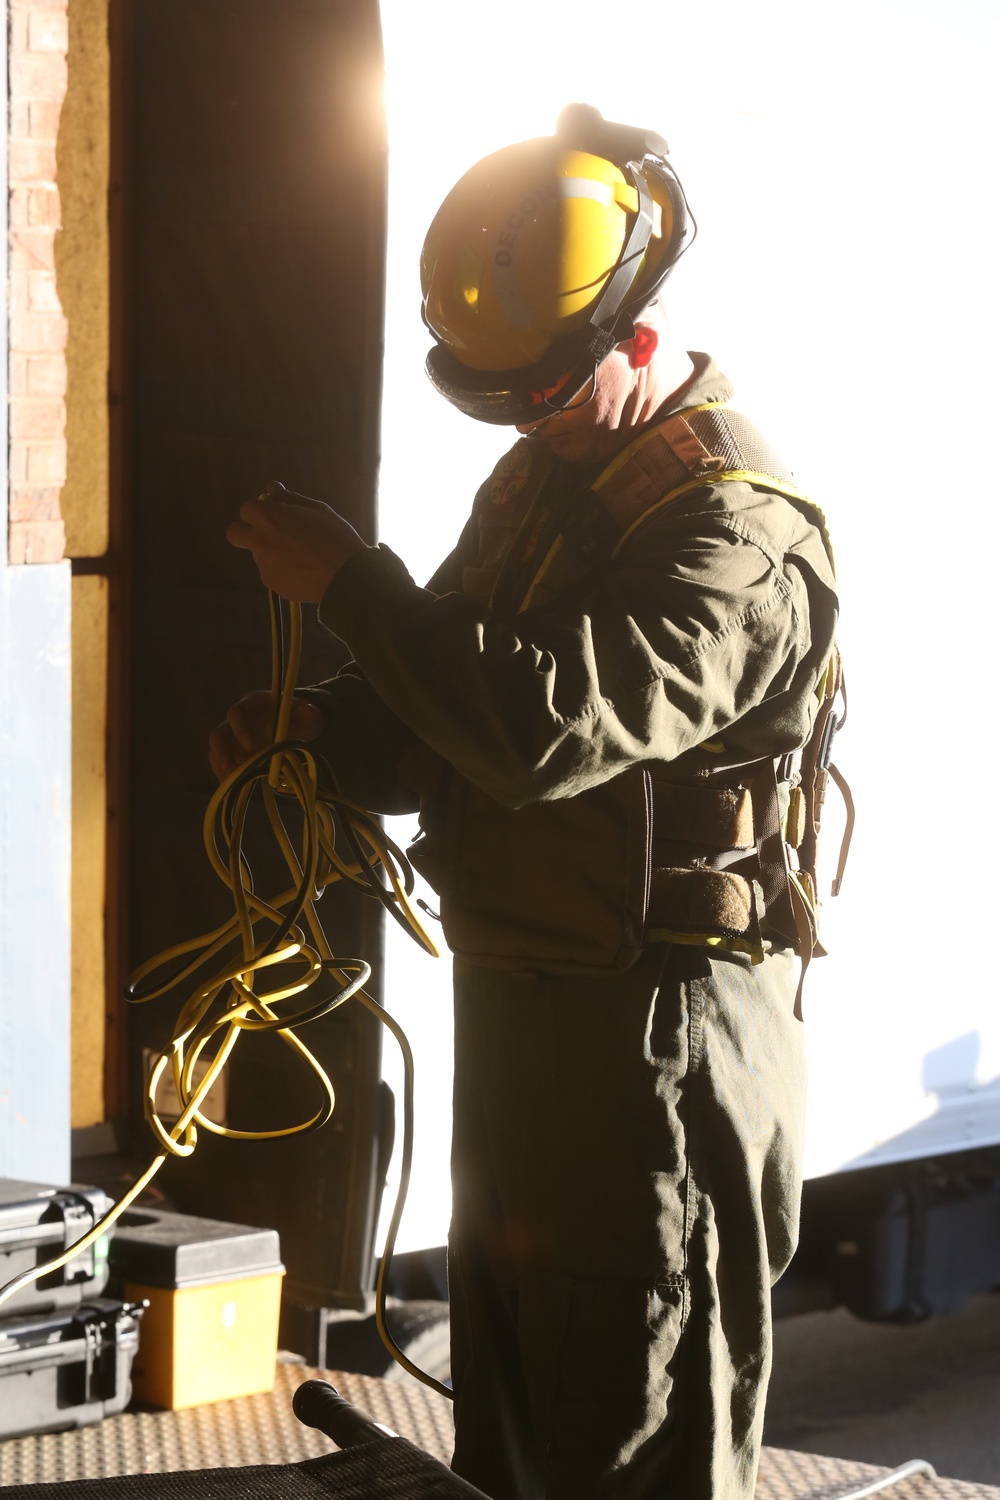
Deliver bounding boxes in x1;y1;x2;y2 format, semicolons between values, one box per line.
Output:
661;351;734;415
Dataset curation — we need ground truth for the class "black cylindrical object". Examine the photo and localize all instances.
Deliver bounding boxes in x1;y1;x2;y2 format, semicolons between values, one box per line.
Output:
292;1379;397;1449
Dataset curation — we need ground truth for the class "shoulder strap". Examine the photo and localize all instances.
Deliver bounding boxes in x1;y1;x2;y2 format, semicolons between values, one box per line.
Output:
518;403;834;612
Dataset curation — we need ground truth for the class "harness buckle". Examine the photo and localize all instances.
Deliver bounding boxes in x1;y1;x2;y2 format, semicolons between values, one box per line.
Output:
776;751;798;783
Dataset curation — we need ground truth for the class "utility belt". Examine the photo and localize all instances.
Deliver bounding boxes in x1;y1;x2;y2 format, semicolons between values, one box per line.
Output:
411;715;851;1019
410;398;852;1012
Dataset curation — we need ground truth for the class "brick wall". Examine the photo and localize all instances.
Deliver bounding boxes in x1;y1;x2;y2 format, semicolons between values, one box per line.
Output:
7;0;69;565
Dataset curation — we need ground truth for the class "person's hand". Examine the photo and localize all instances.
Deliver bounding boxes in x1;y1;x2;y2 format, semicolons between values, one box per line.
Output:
227;480;368;601
208;690;325;782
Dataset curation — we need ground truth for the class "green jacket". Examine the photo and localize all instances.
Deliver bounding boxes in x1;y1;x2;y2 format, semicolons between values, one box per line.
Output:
307;354;838;973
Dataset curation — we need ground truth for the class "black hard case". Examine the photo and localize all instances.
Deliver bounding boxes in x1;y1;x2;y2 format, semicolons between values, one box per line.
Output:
0;1298;142;1440
0;1180;114;1317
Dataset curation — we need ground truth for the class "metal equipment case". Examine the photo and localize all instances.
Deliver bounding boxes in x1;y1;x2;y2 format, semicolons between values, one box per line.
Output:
0;1298;142;1440
0;1179;115;1318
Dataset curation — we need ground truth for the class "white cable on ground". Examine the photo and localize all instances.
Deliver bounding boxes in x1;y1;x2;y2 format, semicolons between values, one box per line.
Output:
832;1459;938;1499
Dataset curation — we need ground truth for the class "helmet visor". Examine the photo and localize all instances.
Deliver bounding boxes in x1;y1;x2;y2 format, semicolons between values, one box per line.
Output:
425;337;606;427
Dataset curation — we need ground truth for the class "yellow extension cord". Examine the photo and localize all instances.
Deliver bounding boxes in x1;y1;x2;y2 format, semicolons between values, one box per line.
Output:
0;593;452;1402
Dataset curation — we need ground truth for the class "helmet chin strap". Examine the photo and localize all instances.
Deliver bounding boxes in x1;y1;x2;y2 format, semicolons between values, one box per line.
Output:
535;360;600;415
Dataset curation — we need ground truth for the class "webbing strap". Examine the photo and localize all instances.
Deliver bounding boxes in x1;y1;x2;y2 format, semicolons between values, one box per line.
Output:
788;873;819;1022
590;411;740;530
655;413;728;474
590;426;692;528
827;762;855;897
748;758;798;948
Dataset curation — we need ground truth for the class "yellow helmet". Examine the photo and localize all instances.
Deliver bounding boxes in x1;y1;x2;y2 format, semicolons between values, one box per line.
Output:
421;105;695;425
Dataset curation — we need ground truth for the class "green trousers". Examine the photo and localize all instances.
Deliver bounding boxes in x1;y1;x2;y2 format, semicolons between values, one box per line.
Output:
448;944;805;1500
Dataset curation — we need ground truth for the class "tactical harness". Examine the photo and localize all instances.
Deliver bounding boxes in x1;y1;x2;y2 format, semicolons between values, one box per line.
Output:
418;402;853;1016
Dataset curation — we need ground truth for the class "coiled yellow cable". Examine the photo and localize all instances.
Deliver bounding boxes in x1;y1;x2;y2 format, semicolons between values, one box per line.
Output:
0;594;450;1399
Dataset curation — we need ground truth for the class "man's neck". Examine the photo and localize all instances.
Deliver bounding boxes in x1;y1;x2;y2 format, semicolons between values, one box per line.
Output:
608;349;697;460
648;348;698;415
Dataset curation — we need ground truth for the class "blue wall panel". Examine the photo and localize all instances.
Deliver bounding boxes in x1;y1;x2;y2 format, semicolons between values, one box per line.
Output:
0;562;72;1183
0;32;72;1186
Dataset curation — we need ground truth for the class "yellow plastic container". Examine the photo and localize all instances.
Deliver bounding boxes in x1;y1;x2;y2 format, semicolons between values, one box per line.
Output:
111;1208;284;1409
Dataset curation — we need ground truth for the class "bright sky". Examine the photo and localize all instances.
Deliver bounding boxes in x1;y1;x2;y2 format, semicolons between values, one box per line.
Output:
375;0;1000;1250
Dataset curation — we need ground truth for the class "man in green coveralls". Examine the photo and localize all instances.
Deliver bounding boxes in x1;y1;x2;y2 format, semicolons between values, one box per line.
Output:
211;107;838;1500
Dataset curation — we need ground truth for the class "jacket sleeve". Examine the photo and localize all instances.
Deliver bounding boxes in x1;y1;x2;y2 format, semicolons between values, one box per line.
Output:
316;490;831;810
298;514;484;814
297;668;423;815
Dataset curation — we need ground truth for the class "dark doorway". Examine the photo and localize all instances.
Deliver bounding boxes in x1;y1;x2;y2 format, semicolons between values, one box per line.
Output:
109;0;390;1315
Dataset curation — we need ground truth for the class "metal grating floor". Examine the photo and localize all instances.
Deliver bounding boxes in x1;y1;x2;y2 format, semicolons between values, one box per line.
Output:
0;1360;997;1499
